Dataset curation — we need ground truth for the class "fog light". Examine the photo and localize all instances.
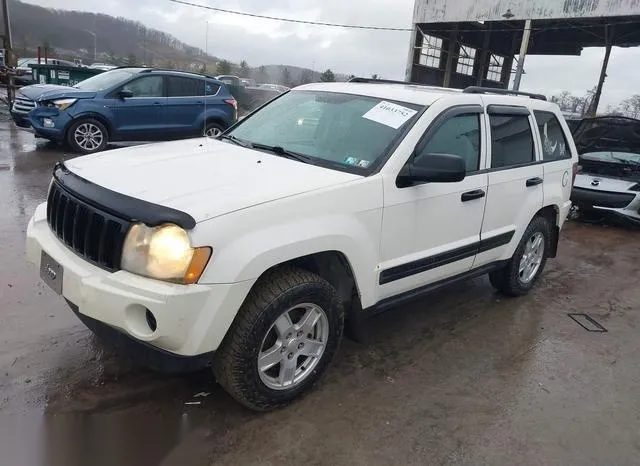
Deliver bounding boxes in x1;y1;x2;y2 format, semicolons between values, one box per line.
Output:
42;118;55;128
145;309;157;332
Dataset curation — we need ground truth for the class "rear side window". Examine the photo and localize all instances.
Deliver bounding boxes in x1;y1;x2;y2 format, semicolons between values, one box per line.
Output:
167;76;212;97
533;111;570;160
418;114;480;172
489;114;535;168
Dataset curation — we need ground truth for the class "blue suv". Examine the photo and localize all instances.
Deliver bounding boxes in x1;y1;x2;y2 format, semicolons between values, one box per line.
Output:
11;67;237;154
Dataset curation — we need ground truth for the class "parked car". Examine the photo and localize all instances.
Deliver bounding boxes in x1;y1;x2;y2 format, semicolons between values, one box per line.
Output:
89;63;117;71
258;83;290;93
216;75;242;87
11;67;237;153
570;116;640;224
26;81;576;410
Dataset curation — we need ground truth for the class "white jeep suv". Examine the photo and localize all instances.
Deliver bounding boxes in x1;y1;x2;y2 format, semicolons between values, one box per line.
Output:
26;80;577;410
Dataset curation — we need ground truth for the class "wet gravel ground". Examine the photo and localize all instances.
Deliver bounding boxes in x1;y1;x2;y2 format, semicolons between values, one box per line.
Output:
1;122;639;466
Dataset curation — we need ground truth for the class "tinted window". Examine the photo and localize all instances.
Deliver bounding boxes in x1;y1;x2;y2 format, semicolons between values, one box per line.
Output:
418;114;480;172
489;114;535;168
534;111;570;160
123;76;163;97
167;76;217;97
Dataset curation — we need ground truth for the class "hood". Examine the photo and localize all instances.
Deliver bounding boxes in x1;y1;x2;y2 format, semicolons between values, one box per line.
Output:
572;117;640;156
18;84;96;102
572;117;640;181
64;138;361;223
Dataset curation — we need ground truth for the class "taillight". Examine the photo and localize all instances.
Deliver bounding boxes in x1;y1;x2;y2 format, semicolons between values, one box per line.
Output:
572;162;579;186
224;98;237;119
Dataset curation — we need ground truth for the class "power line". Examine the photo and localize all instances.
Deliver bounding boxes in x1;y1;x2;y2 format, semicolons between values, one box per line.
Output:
167;0;413;31
167;0;640;35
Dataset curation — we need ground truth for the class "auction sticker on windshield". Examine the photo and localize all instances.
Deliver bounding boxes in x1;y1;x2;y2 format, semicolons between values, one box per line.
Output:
363;101;418;129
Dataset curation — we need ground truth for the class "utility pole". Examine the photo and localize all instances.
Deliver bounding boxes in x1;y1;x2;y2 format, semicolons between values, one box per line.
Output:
512;19;532;91
2;0;14;105
588;25;613;116
84;29;97;61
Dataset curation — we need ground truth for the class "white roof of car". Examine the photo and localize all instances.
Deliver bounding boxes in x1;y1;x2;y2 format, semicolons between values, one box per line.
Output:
296;82;462;106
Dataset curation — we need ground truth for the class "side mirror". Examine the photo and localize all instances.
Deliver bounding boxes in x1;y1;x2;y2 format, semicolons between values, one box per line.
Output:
119;89;134;99
397;152;466;187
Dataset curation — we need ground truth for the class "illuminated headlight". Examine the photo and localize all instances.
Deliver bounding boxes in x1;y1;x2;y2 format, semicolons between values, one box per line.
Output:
121;223;211;284
46;98;77;111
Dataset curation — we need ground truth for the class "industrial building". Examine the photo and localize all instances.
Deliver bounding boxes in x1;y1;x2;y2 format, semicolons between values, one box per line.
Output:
405;0;640;113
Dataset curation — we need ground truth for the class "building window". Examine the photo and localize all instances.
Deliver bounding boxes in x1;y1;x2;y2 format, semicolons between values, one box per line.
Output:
456;45;476;76
487;54;504;82
418;34;442;69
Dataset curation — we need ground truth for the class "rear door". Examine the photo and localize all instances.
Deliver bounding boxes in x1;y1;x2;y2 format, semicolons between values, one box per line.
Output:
532;109;575;226
474;105;544;268
164;75;209;137
108;75;166;140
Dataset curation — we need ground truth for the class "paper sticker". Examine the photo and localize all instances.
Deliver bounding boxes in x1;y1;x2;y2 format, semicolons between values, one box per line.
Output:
357;159;371;168
344;156;359;166
362;101;418;129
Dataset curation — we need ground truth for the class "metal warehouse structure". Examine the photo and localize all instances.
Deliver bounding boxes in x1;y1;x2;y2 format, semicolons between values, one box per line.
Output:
405;0;640;113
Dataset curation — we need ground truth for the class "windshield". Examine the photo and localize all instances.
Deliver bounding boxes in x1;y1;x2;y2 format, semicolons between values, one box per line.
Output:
73;69;137;91
581;151;640;164
228;90;423;173
17;58;36;67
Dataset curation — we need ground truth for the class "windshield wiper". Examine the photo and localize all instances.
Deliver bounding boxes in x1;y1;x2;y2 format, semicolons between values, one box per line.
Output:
611;156;640;165
219;134;252;148
250;142;314;164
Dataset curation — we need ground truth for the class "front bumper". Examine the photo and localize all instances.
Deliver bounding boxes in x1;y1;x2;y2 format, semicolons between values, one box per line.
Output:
26;202;255;359
571;186;640;221
27;107;71;141
11;111;32;128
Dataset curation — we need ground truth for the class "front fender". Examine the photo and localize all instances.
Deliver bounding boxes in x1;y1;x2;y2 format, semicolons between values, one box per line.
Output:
196;212;382;308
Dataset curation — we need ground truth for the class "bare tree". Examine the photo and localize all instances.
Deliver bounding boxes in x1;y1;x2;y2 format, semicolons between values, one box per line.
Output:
619;95;640;119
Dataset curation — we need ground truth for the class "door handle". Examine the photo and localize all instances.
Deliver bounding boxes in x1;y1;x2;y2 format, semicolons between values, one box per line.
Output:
526;177;543;187
461;189;486;202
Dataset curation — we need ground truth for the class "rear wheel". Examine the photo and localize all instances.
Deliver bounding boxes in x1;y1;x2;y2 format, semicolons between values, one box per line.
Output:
213;267;343;411
67;118;108;154
489;216;551;296
204;122;225;138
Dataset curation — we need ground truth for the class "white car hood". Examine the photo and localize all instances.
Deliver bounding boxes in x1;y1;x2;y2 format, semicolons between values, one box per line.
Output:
574;173;638;192
64;138;361;222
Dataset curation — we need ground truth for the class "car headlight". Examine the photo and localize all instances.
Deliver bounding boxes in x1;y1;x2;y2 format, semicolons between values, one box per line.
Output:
121;223;212;284
47;98;77;111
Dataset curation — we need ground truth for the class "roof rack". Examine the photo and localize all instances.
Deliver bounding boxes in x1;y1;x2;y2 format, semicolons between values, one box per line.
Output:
139;67;216;80
348;77;429;86
463;86;547;101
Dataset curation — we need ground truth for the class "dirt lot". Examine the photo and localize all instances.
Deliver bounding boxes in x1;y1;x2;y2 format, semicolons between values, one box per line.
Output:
1;122;639;466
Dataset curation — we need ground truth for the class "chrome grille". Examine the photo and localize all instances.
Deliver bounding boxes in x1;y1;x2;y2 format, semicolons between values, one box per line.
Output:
12;95;36;114
46;179;130;272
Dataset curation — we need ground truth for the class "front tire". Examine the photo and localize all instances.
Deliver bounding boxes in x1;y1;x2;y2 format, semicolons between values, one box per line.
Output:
213;267;344;411
67;118;108;154
489;216;551;297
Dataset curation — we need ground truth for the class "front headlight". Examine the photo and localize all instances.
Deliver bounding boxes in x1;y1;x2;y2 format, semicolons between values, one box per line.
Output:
121;223;212;284
49;98;77;111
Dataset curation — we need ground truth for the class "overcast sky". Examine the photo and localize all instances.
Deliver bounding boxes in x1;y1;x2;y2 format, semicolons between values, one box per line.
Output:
23;0;640;109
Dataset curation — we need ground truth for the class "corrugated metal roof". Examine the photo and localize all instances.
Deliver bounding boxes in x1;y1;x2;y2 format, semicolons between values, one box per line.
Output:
414;0;640;23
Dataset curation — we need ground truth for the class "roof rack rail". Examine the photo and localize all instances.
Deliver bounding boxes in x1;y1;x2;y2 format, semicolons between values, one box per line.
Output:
139;67;216;80
348;77;428;86
463;86;547;101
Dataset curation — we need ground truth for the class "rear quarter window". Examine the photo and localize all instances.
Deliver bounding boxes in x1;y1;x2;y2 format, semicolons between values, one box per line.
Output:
533;111;571;161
